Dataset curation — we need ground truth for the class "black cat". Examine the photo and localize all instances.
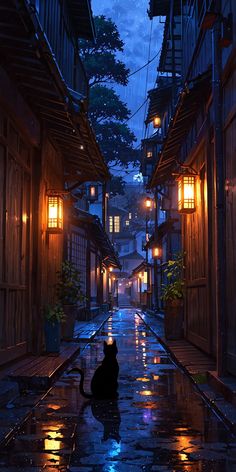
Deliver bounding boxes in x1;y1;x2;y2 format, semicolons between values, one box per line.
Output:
68;340;119;399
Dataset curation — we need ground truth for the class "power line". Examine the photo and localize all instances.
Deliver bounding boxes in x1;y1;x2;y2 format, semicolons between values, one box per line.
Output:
128;49;161;78
124;97;148;123
142;19;153;140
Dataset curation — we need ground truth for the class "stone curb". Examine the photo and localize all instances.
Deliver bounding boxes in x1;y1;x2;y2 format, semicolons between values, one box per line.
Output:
137;311;236;434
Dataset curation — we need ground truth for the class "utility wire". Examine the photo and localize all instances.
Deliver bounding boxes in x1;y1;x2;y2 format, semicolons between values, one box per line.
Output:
128;49;161;78
142;19;153;140
124;97;149;124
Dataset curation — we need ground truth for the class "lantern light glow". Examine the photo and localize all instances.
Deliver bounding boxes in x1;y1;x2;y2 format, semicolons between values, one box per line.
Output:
47;195;63;232
145;196;152;209
90;186;96;197
152;246;161;258
146;150;153;158
177;174;196;214
143;271;148;284
153;116;161;128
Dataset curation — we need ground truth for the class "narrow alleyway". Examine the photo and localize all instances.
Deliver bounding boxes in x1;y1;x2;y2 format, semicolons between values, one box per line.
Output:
1;309;236;471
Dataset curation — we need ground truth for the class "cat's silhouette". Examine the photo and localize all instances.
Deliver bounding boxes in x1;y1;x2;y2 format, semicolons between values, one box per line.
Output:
68;340;119;399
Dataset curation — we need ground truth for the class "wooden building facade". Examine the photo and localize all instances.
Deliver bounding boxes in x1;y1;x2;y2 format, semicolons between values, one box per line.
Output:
148;0;236;376
0;0;113;366
68;208;120;318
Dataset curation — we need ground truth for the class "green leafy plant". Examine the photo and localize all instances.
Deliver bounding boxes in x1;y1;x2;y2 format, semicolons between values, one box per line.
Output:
56;260;85;305
44;304;65;325
161;253;185;302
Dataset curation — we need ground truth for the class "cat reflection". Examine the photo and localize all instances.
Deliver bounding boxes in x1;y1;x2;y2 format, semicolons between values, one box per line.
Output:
91;399;121;443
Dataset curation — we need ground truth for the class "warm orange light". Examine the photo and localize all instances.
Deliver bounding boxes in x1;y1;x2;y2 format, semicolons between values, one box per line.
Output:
47;195;63;232
109;266;113;272
146;150;153;158
152;246;161;258
145;196;152;209
90;185;96;197
138;272;143;279
177;174;196;214
153;116;161;128
143;270;148;284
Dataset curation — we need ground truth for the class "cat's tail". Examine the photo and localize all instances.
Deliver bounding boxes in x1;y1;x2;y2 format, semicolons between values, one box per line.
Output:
67;367;93;399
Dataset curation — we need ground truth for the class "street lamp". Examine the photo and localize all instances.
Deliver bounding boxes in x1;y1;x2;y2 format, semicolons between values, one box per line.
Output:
144;196;153;309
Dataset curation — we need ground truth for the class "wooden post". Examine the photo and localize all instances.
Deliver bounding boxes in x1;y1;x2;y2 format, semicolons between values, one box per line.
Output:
213;0;227;377
86;240;91;317
153;188;159;311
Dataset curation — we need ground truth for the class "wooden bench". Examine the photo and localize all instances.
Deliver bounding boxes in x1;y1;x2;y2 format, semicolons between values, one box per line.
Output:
5;342;80;391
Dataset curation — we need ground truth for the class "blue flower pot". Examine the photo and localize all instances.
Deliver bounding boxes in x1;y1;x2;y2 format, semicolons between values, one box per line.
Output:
44;320;61;353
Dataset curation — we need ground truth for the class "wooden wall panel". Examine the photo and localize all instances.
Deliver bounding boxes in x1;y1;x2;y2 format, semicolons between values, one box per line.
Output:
225;114;236;375
184;147;210;352
39;138;64;307
0;113;31;365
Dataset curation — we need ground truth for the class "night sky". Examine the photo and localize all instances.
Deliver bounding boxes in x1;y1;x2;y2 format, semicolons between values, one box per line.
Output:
92;0;164;180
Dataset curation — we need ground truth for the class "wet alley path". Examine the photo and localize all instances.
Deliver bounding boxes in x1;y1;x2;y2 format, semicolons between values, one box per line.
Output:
1;309;236;471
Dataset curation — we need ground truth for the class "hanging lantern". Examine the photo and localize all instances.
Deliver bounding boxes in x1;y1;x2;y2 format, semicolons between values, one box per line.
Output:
145;196;152;209
146;148;153;158
47;194;63;232
88;184;98;202
109;266;113;272
152;245;162;259
153;116;161;129
177;174;196;214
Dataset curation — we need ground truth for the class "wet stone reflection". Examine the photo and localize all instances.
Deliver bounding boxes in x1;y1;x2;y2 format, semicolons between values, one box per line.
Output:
0;309;236;471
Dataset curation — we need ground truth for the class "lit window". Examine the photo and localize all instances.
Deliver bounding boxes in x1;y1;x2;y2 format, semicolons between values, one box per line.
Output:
146;149;152;158
129;212;132;219
114;216;120;233
125;220;129;226
109;216;113;233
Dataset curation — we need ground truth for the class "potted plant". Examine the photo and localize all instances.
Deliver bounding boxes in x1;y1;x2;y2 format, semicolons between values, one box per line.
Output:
43;304;65;353
161;253;185;340
56;260;85;339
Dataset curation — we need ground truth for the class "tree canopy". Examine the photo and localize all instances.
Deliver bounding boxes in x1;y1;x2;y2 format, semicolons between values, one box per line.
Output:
80;15;140;192
80;16;129;87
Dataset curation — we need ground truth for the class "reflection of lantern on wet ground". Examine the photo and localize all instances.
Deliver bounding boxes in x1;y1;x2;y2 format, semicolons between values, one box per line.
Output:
44;427;63;451
177;174;196;214
47;194;63;232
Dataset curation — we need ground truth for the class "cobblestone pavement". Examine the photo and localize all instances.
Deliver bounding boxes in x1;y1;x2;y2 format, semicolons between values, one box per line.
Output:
0;309;236;471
